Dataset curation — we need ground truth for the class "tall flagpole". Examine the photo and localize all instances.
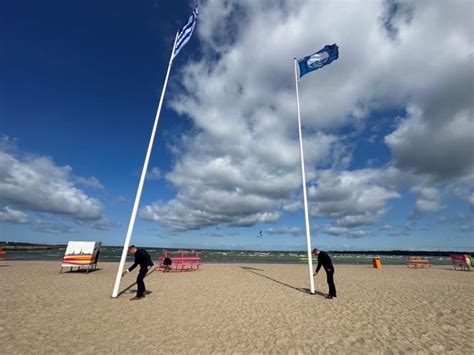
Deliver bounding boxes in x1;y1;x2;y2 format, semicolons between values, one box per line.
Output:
294;58;315;295
112;32;179;298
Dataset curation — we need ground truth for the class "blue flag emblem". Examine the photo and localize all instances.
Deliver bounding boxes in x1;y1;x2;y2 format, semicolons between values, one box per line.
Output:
297;44;339;78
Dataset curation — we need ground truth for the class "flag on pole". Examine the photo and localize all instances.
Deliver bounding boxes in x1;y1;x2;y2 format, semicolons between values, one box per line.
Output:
297;44;339;78
111;5;200;299
172;5;199;60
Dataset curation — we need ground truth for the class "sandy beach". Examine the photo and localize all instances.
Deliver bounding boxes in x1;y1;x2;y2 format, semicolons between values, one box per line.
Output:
0;261;473;354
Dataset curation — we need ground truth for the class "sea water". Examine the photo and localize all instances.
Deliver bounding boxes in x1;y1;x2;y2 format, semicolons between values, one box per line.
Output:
3;246;453;265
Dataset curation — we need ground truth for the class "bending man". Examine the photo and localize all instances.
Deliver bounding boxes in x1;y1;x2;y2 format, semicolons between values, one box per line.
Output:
122;245;154;300
313;248;337;299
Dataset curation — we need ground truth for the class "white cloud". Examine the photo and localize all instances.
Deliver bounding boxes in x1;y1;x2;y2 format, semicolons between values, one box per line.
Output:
388;221;416;237
447;174;474;207
309;169;400;227
324;226;367;238
385;106;474;182
0;141;113;230
200;230;240;238
74;176;104;189
76;217;121;231
146;167;161;181
437;216;449;224
435;213;474;234
0;151;102;220
0;207;28;224
141;0;472;233
282;200;302;214
412;187;443;215
32;219;78;234
266;226;304;237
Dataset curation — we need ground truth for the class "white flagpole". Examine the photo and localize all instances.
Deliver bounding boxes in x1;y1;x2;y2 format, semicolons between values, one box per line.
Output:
294;58;315;295
112;32;179;298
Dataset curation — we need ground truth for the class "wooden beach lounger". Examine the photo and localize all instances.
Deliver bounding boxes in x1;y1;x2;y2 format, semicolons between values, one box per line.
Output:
406;256;431;268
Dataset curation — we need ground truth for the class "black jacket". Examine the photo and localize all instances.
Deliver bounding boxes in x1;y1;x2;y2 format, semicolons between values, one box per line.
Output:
128;248;154;271
316;251;334;273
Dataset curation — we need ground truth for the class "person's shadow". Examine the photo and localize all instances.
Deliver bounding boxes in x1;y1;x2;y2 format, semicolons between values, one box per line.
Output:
240;267;327;298
117;267;157;297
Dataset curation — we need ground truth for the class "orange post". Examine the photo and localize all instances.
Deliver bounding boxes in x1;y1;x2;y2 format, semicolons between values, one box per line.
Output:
372;257;382;269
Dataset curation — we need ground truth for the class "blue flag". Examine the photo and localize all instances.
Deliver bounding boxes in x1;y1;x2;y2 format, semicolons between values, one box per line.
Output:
172;5;198;60
297;44;339;78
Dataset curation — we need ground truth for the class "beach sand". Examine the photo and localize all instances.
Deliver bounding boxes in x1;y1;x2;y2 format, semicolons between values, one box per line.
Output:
0;261;473;354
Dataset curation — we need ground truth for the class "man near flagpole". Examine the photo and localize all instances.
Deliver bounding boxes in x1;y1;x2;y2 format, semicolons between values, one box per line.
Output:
294;44;339;295
111;5;199;299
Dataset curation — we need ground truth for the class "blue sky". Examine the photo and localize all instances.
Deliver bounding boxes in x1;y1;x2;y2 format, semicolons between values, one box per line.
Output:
1;0;473;251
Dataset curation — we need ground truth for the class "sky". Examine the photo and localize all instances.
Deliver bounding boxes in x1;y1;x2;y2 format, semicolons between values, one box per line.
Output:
1;0;473;251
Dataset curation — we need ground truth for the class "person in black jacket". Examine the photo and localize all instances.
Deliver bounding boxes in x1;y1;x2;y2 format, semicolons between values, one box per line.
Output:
313;248;337;299
122;245;154;300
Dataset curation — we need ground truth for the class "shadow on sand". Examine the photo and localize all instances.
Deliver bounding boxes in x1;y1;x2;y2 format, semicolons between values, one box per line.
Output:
241;267;327;298
240;266;264;272
61;267;102;274
117;268;157;297
437;267;472;272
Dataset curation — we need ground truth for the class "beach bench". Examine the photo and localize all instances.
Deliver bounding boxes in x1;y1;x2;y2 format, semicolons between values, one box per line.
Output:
449;254;472;271
157;250;201;272
406;256;431;268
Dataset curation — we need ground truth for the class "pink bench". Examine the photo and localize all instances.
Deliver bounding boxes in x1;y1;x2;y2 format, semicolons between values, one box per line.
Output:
449;254;472;271
157;250;201;272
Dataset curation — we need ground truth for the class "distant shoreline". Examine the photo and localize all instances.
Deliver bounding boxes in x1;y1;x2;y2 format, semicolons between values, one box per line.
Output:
1;241;472;255
0;244;54;251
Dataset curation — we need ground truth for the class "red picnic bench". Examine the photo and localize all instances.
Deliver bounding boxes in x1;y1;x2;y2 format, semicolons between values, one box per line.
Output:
157;250;202;272
449;254;472;271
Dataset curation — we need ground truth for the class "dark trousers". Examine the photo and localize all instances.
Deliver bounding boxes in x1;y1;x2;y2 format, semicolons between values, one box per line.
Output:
326;268;336;297
137;268;148;296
